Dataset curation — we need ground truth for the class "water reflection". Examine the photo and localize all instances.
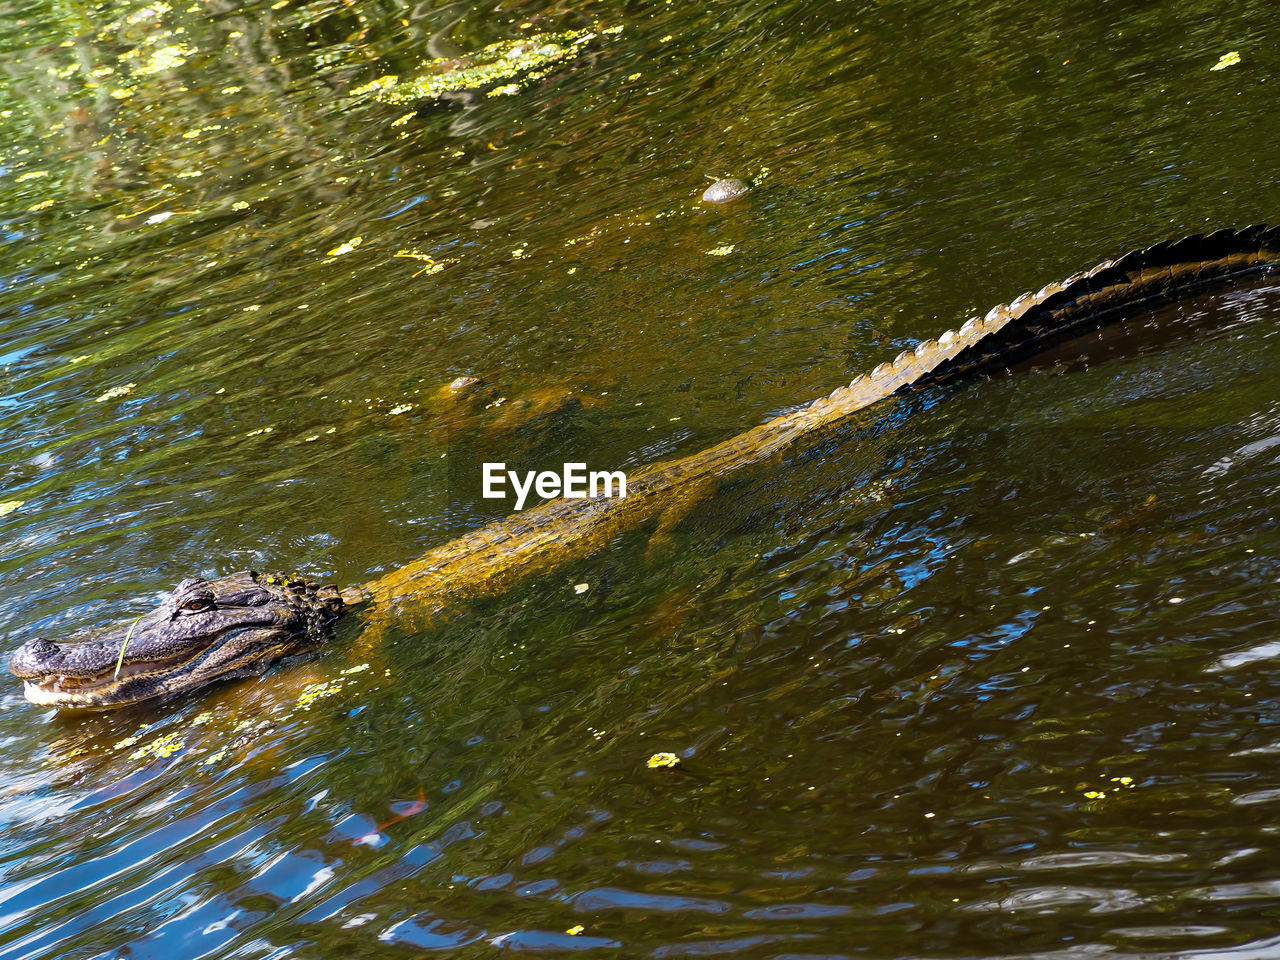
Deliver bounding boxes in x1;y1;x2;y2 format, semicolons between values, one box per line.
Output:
3;0;1280;956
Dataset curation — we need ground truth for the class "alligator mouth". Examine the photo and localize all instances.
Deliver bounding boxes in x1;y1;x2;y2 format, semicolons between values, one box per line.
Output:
19;631;233;707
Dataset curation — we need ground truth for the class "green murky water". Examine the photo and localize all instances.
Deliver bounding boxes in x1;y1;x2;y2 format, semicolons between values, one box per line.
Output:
3;0;1280;956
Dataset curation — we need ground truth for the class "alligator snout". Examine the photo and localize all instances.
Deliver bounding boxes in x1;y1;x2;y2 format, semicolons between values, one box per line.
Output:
9;635;121;681
9;637;62;677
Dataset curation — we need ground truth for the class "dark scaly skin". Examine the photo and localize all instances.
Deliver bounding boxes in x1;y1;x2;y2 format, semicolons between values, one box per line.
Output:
10;573;344;709
10;226;1280;709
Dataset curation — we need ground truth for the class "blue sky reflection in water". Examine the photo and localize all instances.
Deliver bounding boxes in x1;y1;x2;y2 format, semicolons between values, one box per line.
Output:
2;0;1280;956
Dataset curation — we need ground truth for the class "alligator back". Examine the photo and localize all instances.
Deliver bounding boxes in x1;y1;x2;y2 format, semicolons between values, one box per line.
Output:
364;225;1280;620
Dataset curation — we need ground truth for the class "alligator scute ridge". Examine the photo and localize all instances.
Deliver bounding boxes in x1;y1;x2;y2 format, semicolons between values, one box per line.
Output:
10;225;1280;708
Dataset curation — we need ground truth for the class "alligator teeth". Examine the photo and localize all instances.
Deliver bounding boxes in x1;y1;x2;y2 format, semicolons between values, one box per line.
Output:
24;681;73;706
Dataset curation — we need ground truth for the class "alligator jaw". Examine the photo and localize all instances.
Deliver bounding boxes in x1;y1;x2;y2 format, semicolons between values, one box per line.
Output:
8;572;346;710
19;630;244;709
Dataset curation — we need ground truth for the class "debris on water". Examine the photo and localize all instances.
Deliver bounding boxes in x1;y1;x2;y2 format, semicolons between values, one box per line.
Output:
447;376;482;395
356;787;427;844
701;178;750;204
646;752;681;769
706;244;736;256
0;500;23;517
566;925;585;936
575;583;590;594
1081;776;1137;800
95;383;136;403
134;42;196;76
1211;51;1242;71
392;249;454;276
327;236;363;257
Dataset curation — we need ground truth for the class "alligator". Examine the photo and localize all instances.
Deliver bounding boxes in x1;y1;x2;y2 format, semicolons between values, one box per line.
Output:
10;225;1280;709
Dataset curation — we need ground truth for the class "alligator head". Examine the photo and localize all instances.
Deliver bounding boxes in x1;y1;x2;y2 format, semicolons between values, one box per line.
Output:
8;571;347;709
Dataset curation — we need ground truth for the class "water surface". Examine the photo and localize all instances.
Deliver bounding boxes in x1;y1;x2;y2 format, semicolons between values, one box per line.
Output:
2;0;1280;956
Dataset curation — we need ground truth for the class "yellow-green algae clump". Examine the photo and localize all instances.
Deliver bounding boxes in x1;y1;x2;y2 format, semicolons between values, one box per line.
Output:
352;27;618;105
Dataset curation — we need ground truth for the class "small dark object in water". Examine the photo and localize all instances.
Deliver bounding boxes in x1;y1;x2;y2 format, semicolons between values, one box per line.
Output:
446;375;482;395
701;178;750;204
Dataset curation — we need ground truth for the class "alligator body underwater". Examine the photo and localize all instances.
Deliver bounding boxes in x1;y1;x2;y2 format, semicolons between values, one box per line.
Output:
11;225;1280;709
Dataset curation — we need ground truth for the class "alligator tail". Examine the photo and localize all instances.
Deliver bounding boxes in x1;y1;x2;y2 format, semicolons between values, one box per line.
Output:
362;225;1280;620
824;225;1280;411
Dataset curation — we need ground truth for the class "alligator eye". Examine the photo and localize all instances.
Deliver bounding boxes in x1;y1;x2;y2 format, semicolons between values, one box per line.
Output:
179;596;213;613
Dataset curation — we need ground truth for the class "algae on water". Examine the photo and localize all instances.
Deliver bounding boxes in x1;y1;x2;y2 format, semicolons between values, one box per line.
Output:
351;27;618;105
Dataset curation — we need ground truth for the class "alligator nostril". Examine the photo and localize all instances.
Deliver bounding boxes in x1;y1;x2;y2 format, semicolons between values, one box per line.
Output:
8;636;61;678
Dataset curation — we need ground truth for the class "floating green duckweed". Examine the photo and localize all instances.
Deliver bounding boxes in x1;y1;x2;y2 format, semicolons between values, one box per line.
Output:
351;27;615;105
113;724;152;751
129;733;184;761
297;679;344;709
